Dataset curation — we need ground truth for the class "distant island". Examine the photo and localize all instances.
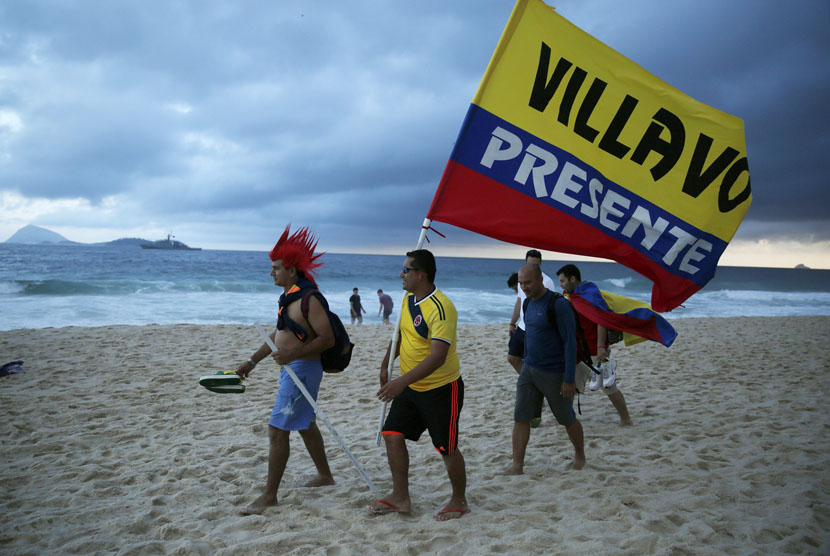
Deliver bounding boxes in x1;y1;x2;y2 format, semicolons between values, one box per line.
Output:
140;234;201;251
794;264;811;270
4;224;83;245
3;224;200;250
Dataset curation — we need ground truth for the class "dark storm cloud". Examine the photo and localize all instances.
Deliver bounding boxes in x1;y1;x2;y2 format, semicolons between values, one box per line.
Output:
578;0;830;236
1;0;828;250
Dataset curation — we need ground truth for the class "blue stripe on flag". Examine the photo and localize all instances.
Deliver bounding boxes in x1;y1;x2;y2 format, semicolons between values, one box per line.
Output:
449;104;726;286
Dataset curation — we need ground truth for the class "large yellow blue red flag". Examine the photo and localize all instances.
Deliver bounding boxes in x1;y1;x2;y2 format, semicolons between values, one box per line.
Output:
426;0;751;312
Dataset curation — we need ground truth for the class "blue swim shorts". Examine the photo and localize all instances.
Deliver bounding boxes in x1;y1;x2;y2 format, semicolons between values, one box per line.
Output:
268;359;324;431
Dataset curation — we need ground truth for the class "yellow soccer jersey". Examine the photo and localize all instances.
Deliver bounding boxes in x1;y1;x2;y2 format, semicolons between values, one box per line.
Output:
399;287;460;392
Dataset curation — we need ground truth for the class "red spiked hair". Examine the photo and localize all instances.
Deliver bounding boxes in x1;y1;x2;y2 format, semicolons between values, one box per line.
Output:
269;225;324;283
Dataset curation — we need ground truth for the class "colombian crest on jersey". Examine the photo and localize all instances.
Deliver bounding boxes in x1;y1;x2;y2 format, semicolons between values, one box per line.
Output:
408;295;430;339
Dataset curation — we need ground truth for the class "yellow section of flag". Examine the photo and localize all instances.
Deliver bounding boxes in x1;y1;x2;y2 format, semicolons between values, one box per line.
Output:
472;0;750;242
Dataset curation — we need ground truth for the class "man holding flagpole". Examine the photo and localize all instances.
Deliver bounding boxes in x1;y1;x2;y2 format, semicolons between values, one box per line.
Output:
373;249;469;520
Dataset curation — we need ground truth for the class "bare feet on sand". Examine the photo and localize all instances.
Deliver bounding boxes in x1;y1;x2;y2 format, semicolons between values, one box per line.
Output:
239;493;277;516
572;455;586;470
499;464;523;475
302;474;335;487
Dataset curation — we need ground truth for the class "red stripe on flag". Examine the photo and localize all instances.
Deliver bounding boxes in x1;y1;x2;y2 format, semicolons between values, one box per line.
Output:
427;161;699;312
570;295;663;343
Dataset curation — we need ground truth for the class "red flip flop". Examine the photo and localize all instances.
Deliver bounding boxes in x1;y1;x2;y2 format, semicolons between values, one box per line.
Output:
370;500;411;515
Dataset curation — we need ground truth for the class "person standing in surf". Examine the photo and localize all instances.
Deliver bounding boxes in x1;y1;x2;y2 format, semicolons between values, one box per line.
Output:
377;289;394;325
349;287;366;324
235;225;335;515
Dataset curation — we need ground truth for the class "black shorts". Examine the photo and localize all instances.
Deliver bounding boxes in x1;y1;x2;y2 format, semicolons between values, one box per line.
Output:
508;327;525;357
382;377;464;456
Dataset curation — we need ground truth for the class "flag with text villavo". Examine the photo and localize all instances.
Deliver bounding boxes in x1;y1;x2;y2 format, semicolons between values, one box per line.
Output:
426;0;751;312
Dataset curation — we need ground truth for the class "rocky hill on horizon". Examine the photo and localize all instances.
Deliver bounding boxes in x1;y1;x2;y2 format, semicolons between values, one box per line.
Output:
3;224;150;247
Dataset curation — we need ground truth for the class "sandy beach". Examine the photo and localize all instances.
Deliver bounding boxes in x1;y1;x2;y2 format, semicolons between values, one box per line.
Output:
1;317;828;555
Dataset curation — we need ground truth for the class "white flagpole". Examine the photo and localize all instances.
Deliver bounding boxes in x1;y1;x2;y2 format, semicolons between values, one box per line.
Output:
255;323;379;494
375;217;432;446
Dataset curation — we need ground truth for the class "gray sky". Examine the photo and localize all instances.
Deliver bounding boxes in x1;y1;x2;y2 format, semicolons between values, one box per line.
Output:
1;0;828;267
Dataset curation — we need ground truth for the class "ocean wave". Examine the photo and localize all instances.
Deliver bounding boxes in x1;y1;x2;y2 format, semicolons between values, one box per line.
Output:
0;281;25;295
2;287;830;330
689;289;830;303
605;277;633;289
3;244;830;329
10;279;273;296
666;290;830;319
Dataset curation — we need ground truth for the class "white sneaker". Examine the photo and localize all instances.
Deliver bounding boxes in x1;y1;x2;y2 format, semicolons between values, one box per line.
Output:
602;359;617;388
589;367;603;391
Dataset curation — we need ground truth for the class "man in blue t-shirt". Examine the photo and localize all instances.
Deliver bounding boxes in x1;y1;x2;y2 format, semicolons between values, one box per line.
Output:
502;263;586;474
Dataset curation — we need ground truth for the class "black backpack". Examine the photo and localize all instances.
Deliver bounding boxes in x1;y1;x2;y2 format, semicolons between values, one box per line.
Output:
300;290;354;373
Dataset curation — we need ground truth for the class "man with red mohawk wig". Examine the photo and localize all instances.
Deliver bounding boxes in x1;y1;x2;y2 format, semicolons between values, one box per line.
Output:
235;225;335;516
